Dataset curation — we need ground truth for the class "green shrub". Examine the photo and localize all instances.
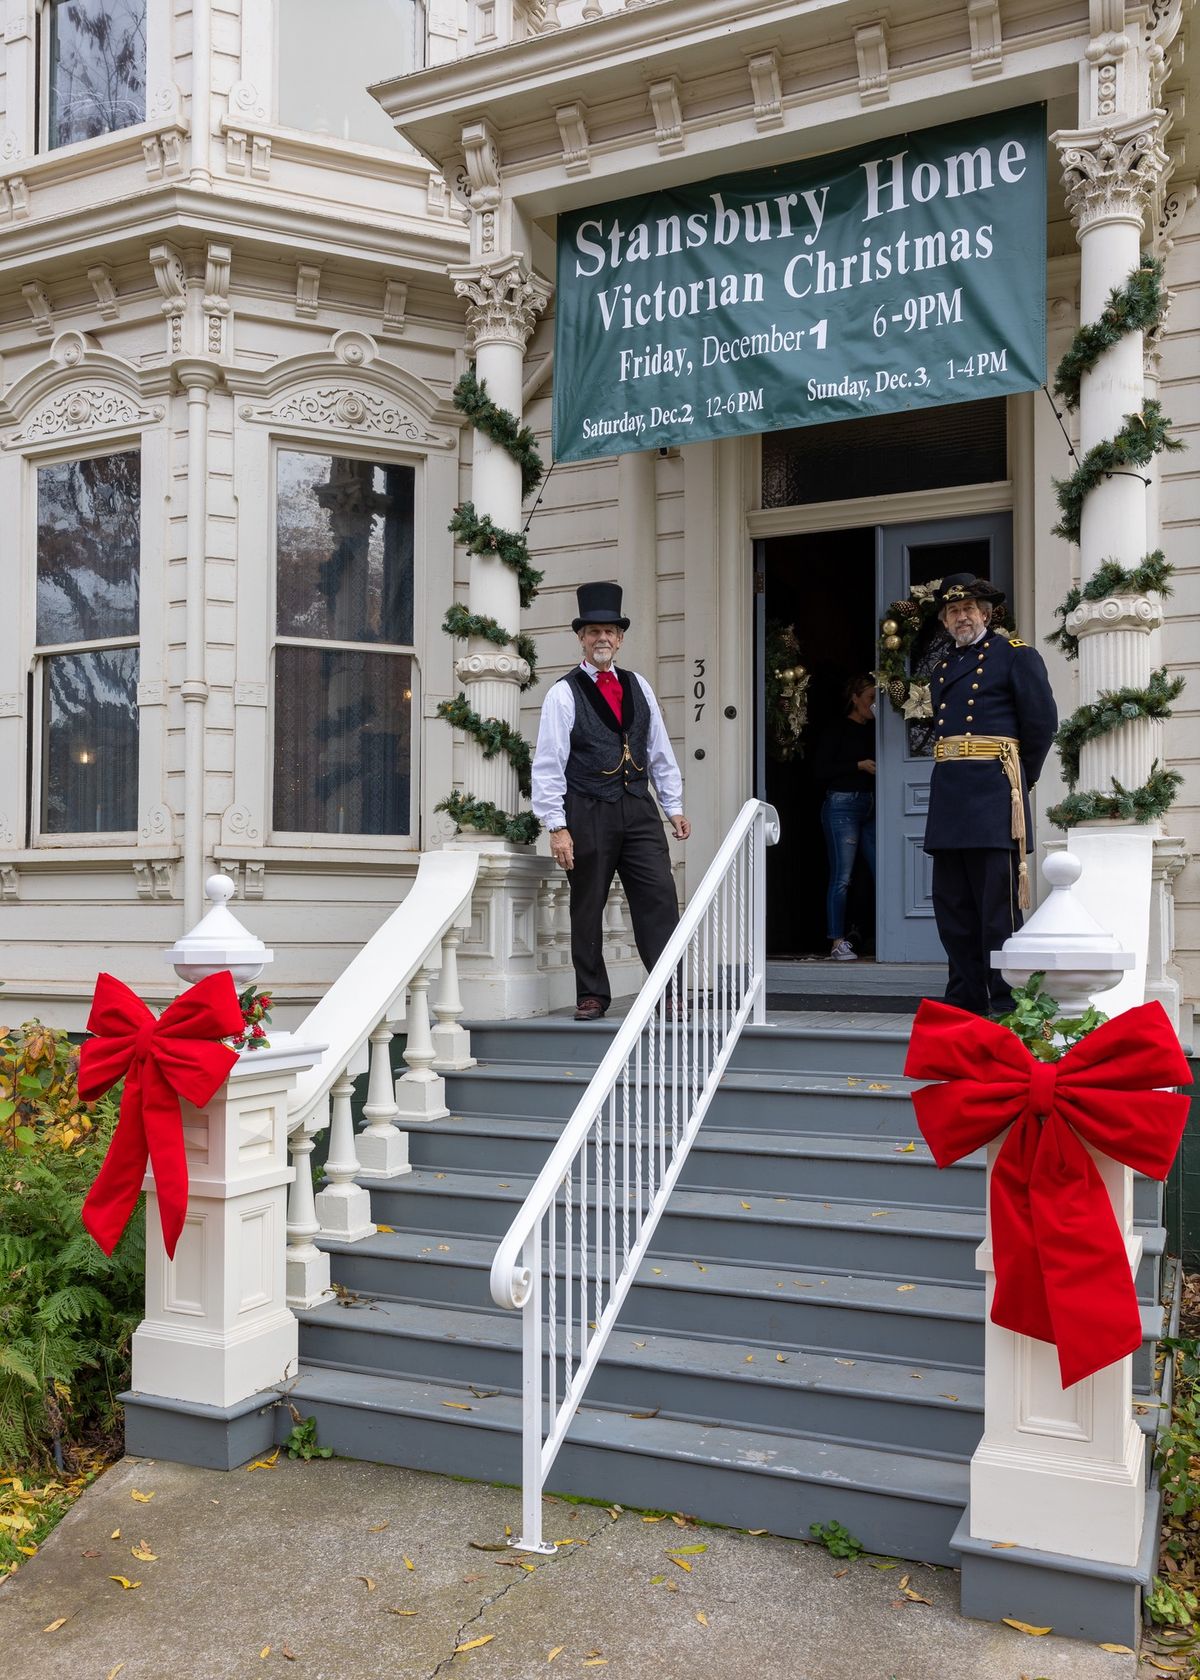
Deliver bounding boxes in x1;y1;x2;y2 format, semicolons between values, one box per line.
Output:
0;1022;143;1467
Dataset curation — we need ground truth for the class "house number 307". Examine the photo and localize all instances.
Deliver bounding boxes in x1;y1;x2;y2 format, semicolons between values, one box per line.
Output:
693;659;706;722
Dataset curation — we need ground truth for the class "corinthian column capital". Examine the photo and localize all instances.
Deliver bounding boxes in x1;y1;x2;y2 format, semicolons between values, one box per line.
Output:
1055;111;1170;234
450;255;553;352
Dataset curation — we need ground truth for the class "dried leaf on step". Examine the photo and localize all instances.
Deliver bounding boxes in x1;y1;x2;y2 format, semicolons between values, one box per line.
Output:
694;1262;707;1272
871;1211;890;1218
834;1358;856;1367
642;1514;667;1523
454;1634;496;1653
368;1522;390;1532
357;1577;376;1591
1098;1644;1134;1655
652;1268;663;1276
740;1202;752;1211
130;1490;155;1502
895;1142;916;1153
260;1648;271;1660
649;1575;666;1584
833;1569;848;1579
990;1541;1016;1549
902;1587;932;1605
868;1562;897;1571
110;1529;121;1540
897;1284;916;1292
745;1355;754;1363
469;1541;511;1552
846;1078;861;1086
938;1394;959;1402
42;1618;68;1633
441;1401;473;1411
868;1082;890;1090
403;1557;415;1571
469;1387;500;1400
109;1576;141;1590
629;1408;660;1419
282;1647;297;1662
547;1648;564;1663
695;1611;709;1627
248;1450;280;1471
776;1354;787;1364
375;1224;395;1233
667;1556;693;1573
106;1667;125;1680
1002;1618;1052;1636
747;1529;768;1536
582;1659;608;1667
607;1507;622;1520
130;1542;157;1561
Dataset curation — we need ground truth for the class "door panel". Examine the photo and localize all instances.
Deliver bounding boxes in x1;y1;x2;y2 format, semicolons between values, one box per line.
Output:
875;514;1013;962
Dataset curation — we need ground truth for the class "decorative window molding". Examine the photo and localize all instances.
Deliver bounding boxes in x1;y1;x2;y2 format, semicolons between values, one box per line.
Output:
0;338;169;449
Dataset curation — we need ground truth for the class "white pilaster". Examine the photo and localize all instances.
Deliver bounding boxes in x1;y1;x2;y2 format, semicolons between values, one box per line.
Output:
132;1037;321;1410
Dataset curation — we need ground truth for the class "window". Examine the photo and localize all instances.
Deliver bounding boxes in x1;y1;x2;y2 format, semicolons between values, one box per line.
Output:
35;451;141;835
43;0;147;151
273;450;416;836
277;0;425;150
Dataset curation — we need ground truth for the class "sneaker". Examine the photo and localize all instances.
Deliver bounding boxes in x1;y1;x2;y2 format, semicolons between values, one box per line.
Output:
828;940;858;961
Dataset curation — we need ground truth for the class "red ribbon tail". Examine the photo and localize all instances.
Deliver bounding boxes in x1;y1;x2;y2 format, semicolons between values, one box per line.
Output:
141;1061;191;1261
81;1072;149;1256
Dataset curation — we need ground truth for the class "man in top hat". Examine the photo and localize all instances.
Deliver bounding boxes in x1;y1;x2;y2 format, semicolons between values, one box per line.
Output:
532;582;691;1021
923;572;1058;1016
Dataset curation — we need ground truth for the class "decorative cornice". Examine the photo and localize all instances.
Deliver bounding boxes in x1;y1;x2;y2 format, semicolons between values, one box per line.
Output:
855;21;891;107
450;256;552;352
968;0;1003;78
1055;112;1170;234
746;50;783;131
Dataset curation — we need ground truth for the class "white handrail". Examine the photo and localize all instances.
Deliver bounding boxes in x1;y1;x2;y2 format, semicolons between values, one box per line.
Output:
288;848;480;1132
489;799;779;1552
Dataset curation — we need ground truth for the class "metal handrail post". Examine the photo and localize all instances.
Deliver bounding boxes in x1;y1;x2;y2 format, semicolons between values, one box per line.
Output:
752;805;768;1024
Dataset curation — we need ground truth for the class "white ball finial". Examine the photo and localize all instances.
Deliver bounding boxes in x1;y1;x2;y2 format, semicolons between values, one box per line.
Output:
205;873;236;906
1042;851;1083;890
164;873;273;985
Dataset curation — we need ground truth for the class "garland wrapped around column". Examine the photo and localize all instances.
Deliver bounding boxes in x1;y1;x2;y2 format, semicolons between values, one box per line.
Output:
436;370;545;845
1045;255;1186;829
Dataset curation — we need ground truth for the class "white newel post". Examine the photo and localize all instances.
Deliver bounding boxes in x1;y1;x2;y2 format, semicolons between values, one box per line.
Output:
134;877;324;1409
966;853;1141;1566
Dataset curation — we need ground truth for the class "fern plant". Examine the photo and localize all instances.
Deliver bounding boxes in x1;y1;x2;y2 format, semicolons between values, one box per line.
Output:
0;1035;144;1467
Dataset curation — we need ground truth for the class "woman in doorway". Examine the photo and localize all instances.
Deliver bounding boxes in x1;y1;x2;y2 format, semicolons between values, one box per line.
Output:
812;675;877;960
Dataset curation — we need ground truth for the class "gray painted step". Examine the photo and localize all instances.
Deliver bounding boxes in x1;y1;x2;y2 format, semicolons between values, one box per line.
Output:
369;1170;986;1286
278;1364;971;1565
296;1298;985;1458
320;1232;988;1370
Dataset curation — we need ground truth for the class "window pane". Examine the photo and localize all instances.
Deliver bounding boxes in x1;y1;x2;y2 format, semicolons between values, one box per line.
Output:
37;452;141;645
276;451;414;645
277;0;424;148
273;647;412;835
47;1;147;150
41;648;139;833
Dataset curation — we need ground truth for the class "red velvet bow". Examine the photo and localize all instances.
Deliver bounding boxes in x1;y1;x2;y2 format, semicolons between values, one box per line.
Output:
79;972;244;1259
904;998;1191;1388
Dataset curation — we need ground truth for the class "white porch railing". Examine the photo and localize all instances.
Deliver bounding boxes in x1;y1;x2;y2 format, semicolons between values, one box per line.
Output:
284;848;480;1309
488;799;780;1552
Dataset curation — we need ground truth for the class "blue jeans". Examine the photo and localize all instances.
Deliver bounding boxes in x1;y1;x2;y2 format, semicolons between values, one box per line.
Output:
821;791;876;941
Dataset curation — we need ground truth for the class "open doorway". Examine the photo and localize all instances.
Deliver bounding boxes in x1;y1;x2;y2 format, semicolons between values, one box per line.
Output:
761;529;877;958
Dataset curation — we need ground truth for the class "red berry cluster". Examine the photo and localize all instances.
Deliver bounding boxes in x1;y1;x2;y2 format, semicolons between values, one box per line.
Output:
229;984;273;1053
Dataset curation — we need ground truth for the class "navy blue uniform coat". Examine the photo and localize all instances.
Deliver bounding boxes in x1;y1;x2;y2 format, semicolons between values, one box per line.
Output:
924;632;1058;853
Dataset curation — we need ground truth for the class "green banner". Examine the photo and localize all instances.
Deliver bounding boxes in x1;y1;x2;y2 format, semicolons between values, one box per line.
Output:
553;106;1046;462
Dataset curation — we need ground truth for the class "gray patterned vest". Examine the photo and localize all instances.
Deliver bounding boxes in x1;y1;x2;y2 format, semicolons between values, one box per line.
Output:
561;667;652;802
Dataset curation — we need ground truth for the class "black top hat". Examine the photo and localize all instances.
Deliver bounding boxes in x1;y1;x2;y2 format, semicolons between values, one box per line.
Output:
572;581;630;633
933;572;1006;611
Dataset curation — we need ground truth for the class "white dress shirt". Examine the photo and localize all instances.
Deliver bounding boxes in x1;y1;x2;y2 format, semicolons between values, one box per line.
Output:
531;661;684;829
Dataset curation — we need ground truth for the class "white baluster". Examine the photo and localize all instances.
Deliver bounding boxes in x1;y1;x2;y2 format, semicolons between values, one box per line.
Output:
603;885;624;958
394;967;450;1121
357;1020;411;1179
287;1115;334;1307
431;929;476;1071
314;1070;375;1240
553;877;572;967
541;0;560;26
582;0;602;16
537;879;558;971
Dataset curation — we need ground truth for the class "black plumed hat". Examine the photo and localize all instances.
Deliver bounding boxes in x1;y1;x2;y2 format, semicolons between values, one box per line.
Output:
933;572;1006;611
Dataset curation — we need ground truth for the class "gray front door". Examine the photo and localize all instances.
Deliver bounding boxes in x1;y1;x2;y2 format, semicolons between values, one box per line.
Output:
875;514;1013;962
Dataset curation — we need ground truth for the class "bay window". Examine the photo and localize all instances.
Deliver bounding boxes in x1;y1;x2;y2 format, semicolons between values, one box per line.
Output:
273;449;416;837
42;0;147;151
35;451;141;836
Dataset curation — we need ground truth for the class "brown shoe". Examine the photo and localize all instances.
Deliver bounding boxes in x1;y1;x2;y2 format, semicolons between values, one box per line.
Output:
574;996;608;1021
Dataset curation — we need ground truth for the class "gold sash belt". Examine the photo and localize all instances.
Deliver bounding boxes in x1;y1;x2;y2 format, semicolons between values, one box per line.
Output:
933;734;1030;910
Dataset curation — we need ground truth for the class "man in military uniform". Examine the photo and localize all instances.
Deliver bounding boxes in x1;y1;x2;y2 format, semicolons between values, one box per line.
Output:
532;582;691;1021
923;573;1058;1016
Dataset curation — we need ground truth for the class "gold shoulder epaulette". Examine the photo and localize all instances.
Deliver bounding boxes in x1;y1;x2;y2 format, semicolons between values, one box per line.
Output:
1007;637;1028;648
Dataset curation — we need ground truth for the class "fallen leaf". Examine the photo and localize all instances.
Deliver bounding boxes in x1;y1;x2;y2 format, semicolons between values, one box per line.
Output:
938;1394;959;1403
869;1561;897;1571
631;1341;646;1350
649;1575;666;1584
469;1387;500;1400
248;1448;280;1472
1002;1618;1051;1636
846;1077;861;1086
776;1354;787;1364
261;1648;271;1660
1099;1645;1134;1655
386;1608;418;1617
628;1408;660;1419
897;1284;916;1292
695;1611;709;1626
833;1569;848;1579
834;1358;856;1367
43;1618;69;1633
368;1522;390;1533
404;1557;415;1571
652;1268;663;1276
740;1201;752;1210
642;1514;667;1523
868;1082;890;1090
375;1224;395;1233
130;1489;155;1502
110;1528;121;1540
745;1355;754;1364
990;1541;1017;1550
671;1514;692;1528
455;1634;496;1653
895;1142;916;1153
667;1556;693;1573
871;1211;890;1218
357;1576;376;1591
1144;1661;1185;1674
670;1543;707;1555
107;1668;125;1680
902;1587;932;1605
130;1542;157;1561
548;1648;564;1662
438;1244;451;1252
109;1576;141;1590
282;1647;297;1662
694;1262;707;1272
81;1549;101;1557
607;1507;621;1520
441;1401;473;1411
747;1529;768;1536
469;1541;511;1552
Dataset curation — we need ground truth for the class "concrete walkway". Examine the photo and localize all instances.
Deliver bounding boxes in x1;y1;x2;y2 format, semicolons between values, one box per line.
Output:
0;1454;1137;1680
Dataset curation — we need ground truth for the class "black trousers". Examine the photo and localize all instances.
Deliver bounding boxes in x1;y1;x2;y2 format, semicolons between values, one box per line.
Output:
566;789;679;1005
930;848;1023;1017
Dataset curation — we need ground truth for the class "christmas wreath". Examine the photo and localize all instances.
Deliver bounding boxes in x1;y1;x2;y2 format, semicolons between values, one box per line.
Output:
875;582;1017;720
764;622;810;761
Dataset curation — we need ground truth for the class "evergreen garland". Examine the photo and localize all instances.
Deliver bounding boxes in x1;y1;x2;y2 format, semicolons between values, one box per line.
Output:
452;370;545;500
447;504;544;608
435;791;541;846
1054;668;1184;789
1051;401;1183;547
436;693;533;796
443;603;538;690
1052;255;1166;412
1048;764;1183;830
1043;255;1186;829
438;370;546;842
1046;551;1174;660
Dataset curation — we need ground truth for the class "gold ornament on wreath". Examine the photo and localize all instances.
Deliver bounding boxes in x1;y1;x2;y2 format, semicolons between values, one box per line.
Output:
764;621;810;762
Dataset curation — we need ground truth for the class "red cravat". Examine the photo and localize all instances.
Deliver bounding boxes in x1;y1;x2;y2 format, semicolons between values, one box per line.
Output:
595;669;623;722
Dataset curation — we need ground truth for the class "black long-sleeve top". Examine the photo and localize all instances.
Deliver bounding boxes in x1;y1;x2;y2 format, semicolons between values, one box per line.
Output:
811;715;876;794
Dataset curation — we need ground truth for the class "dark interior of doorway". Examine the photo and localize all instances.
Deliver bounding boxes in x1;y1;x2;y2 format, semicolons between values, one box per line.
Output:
763;528;877;958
